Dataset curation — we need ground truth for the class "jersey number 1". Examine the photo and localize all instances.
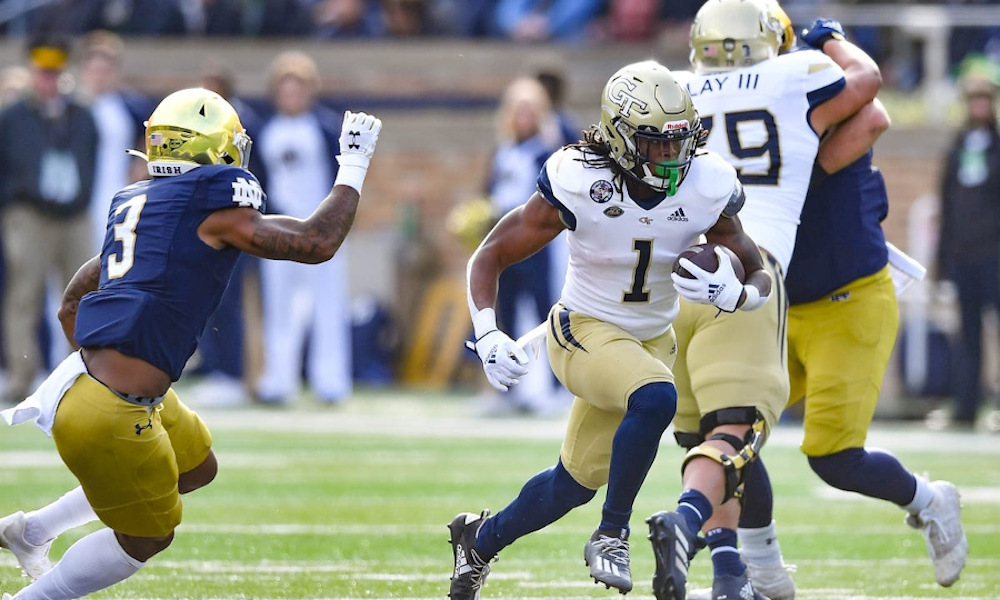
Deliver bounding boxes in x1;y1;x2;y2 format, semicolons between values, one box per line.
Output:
623;239;653;303
108;194;147;279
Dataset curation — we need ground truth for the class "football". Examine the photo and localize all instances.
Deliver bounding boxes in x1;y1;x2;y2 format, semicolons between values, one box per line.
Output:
672;243;746;282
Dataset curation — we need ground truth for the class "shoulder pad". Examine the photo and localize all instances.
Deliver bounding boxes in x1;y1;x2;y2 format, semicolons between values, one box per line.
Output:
693;152;740;200
775;50;845;92
722;179;745;218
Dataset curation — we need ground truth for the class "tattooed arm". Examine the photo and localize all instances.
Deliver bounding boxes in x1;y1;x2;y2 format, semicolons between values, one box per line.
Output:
197;185;360;264
58;255;101;349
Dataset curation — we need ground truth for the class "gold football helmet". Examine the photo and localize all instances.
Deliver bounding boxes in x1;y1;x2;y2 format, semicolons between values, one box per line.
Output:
690;0;784;73
767;0;796;54
599;60;702;196
142;87;251;176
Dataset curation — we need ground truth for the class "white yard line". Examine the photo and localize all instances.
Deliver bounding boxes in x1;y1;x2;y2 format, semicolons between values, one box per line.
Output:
4;407;999;453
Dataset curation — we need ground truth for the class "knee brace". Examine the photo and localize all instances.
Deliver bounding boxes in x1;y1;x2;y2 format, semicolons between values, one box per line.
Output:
680;407;765;503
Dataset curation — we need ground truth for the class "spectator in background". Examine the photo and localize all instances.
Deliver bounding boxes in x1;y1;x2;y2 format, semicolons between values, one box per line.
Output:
381;0;432;37
180;0;247;36
0;66;30;107
534;61;581;145
934;59;1000;430
122;0;189;36
429;0;496;37
257;0;316;36
255;51;352;406
183;62;265;407
78;30;151;250
311;0;382;38
601;0;661;41
0;33;98;405
481;76;563;415
495;0;606;43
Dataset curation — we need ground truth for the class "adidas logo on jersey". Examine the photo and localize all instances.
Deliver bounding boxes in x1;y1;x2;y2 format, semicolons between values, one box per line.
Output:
666;207;689;222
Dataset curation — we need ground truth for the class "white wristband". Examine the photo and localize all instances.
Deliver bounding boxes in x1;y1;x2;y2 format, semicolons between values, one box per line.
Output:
738;284;769;312
334;154;370;194
472;307;500;340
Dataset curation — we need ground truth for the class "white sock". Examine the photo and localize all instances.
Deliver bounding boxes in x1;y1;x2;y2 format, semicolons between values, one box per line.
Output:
903;475;935;514
25;487;98;545
738;520;784;567
13;528;143;600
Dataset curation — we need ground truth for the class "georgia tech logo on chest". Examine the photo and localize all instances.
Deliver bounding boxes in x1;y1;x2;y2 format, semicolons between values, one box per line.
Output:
607;77;648;118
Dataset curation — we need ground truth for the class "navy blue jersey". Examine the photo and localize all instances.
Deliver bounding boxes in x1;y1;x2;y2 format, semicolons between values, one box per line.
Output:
75;165;266;380
784;152;889;304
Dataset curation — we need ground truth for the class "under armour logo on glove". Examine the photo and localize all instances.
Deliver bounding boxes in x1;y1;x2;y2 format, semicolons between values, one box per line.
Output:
348;130;361;150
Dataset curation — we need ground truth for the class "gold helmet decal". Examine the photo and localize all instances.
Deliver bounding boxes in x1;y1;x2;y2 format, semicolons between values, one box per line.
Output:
142;88;252;176
599;61;702;196
690;0;784;74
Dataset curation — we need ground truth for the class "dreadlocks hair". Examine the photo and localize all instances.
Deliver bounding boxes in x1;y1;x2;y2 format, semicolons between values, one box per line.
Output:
568;125;628;194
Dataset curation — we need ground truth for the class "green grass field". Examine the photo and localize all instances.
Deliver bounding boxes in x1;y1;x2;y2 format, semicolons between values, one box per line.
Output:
1;390;998;599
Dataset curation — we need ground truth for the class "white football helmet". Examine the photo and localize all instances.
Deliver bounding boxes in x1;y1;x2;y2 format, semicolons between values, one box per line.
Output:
690;0;785;74
599;61;702;196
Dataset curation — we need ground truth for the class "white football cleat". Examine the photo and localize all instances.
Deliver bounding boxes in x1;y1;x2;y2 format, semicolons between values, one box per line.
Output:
0;511;54;579
746;560;796;600
905;480;968;587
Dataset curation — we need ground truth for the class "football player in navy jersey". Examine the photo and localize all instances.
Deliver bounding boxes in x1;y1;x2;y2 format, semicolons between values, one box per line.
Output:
0;88;381;599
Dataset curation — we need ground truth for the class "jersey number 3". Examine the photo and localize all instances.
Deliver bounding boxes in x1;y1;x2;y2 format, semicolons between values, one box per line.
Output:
108;194;147;279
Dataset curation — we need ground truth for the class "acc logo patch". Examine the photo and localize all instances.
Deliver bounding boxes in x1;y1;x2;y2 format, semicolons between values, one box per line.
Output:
603;206;624;218
590;180;613;203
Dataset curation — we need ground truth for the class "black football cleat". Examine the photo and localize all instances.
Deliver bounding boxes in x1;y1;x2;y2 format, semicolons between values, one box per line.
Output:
647;511;699;600
448;511;494;600
584;528;632;594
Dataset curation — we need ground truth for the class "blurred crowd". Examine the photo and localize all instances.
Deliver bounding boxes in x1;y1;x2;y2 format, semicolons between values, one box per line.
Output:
0;0;699;41
1;1;1000;91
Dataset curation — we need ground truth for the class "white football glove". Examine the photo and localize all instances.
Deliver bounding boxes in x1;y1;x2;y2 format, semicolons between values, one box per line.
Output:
334;111;382;193
472;329;530;392
671;246;744;313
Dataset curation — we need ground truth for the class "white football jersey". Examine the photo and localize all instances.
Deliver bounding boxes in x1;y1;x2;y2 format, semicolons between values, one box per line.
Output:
539;146;740;341
675;50;846;273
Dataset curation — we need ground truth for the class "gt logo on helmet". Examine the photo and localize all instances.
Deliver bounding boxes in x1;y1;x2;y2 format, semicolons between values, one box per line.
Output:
607;77;648;118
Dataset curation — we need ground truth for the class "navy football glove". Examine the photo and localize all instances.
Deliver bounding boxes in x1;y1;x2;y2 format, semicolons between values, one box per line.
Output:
800;19;847;49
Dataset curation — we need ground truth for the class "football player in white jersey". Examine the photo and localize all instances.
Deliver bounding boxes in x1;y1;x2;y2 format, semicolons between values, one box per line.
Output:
448;61;772;600
684;9;968;600
646;1;882;600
